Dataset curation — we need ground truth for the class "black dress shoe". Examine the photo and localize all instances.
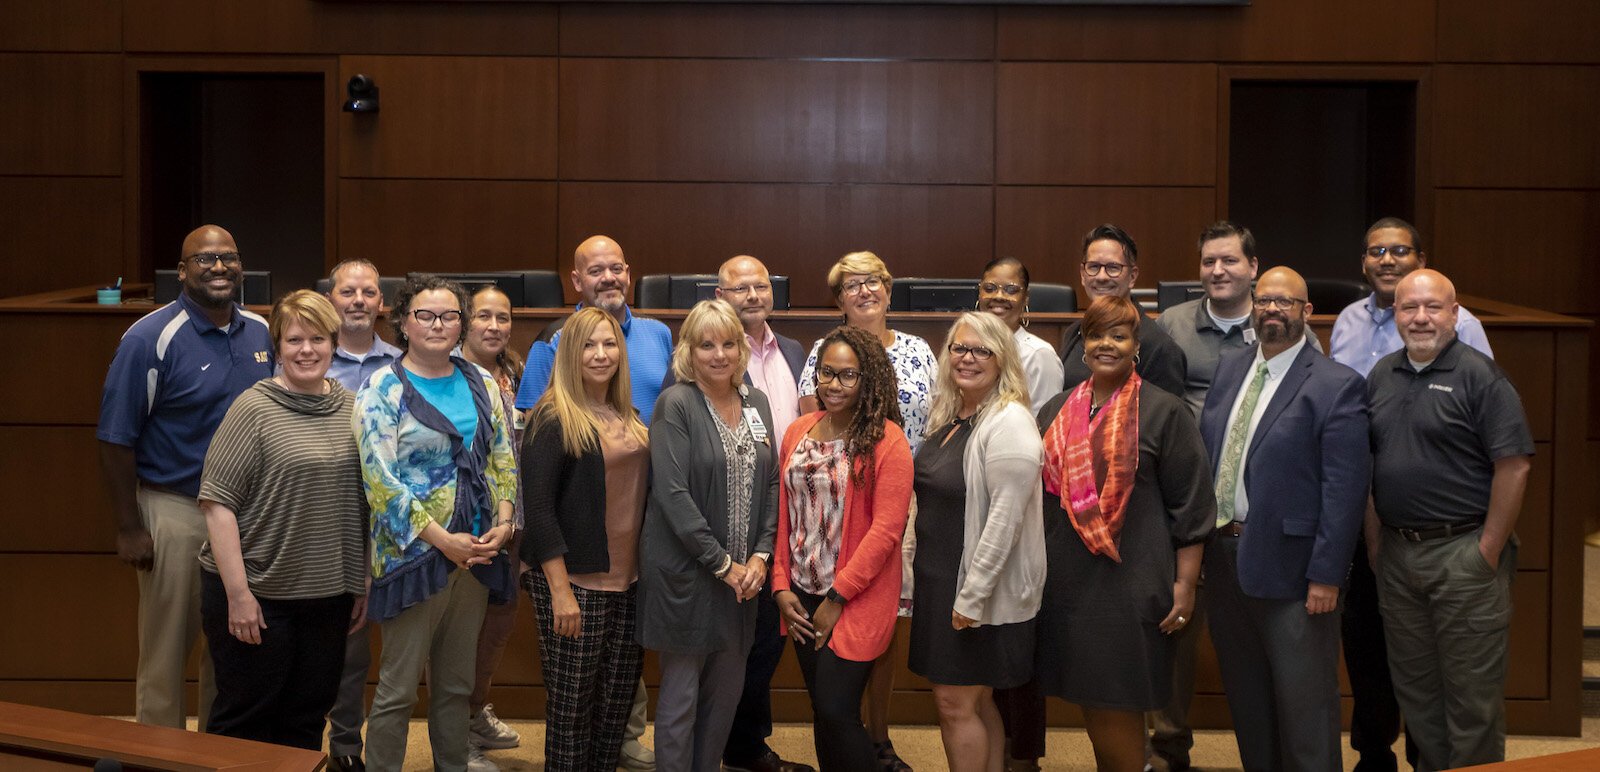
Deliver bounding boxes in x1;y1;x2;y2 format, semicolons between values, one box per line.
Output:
327;754;366;772
725;750;816;772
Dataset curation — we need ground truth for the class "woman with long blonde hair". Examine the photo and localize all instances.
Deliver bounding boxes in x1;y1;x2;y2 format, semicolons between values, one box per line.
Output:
908;312;1044;772
520;307;652;771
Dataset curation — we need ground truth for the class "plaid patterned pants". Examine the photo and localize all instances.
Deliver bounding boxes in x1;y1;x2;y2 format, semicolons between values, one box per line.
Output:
526;570;646;772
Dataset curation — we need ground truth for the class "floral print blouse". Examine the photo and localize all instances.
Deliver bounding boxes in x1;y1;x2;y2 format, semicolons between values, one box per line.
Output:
356;363;518;581
799;330;937;453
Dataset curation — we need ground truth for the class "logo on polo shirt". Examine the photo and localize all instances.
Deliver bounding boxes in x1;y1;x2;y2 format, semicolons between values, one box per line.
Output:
201;363;211;371
254;351;269;363
1428;383;1454;393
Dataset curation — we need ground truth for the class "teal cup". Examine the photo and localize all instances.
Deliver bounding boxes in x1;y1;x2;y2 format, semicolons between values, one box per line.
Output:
97;287;122;305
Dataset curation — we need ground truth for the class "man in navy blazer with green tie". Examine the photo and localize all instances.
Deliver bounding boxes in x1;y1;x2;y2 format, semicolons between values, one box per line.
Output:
1199;267;1371;772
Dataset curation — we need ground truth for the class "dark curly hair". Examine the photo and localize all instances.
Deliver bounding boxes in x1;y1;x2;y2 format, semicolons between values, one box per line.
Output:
389;273;470;351
814;325;903;485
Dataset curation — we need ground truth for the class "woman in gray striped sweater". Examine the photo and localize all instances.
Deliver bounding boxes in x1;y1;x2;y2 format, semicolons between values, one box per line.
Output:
197;289;368;749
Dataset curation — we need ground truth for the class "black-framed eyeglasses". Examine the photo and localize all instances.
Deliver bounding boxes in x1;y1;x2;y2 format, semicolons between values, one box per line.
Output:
410;309;463;325
187;252;242;268
1364;245;1418;259
1252;296;1308;311
979;281;1024;297
815;367;862;388
1081;261;1126;278
720;283;771;297
947;343;995;361
841;277;884;296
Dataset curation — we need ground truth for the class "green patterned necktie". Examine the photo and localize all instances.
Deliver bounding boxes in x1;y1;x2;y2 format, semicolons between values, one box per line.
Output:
1215;361;1271;528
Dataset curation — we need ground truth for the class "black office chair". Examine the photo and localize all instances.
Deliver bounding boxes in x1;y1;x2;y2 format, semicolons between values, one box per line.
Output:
1027;282;1077;313
514;270;564;308
636;274;674;309
1305;278;1371;314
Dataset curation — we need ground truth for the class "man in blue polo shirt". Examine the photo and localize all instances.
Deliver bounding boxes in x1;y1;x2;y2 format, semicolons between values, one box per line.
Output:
98;224;274;730
511;234;671;771
321;257;401;772
513;235;673;423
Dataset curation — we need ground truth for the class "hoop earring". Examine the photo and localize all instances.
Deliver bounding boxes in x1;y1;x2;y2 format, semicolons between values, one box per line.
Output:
1021;304;1031;328
1081;354;1090;365
1133;353;1141;365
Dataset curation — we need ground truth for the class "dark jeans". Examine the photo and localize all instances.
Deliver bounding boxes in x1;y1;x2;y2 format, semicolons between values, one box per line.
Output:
200;571;353;750
792;591;877;772
724;585;786;766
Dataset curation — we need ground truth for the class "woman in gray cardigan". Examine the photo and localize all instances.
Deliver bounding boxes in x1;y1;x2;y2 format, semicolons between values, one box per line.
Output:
638;300;779;772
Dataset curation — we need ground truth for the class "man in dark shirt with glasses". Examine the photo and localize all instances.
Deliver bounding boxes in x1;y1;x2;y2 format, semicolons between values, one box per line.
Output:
1058;223;1187;398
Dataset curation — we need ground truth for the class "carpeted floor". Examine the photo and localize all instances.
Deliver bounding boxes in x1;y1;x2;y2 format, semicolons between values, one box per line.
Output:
395;544;1600;770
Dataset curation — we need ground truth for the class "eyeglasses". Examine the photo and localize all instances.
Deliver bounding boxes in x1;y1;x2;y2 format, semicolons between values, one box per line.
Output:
720;283;771;297
187;252;242;268
815;367;862;388
1365;245;1418;259
979;282;1024;297
1081;261;1127;278
947;343;995;361
841;277;884;296
1252;296;1308;311
410;309;463;326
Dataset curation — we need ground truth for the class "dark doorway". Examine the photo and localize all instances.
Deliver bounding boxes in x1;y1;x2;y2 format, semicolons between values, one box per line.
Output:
139;73;324;301
1228;81;1417;281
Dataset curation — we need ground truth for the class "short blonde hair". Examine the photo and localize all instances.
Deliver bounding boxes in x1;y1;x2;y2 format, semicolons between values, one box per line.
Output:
671;299;750;385
827;251;894;302
269;289;341;350
927;312;1030;430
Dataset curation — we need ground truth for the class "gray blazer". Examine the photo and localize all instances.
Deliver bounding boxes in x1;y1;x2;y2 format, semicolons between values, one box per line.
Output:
638;381;779;654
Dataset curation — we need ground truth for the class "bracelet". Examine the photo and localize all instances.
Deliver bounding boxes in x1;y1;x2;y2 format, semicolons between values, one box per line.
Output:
712;554;733;580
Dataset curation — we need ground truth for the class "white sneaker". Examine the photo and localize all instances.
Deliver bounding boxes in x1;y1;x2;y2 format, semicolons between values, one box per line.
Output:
467;740;501;772
469;703;521;749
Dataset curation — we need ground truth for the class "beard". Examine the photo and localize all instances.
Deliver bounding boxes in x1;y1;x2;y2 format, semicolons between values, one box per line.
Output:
1402;329;1452;362
1253;312;1304;346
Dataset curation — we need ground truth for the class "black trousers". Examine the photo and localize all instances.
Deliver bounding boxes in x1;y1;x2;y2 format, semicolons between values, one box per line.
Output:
791;591;877;772
724;584;786;765
995;679;1047;761
200;571;353;750
1342;539;1417;772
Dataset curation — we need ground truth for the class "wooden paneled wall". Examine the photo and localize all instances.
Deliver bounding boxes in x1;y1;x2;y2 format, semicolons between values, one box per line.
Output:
2;0;1598;733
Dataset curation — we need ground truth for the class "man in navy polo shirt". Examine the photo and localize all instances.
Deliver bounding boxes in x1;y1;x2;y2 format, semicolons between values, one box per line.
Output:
98;225;274;730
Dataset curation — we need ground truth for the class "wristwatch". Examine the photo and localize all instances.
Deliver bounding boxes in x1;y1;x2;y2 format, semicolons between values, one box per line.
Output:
825;587;848;606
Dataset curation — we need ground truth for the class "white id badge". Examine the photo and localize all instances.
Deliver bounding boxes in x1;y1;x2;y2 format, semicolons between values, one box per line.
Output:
743;407;768;442
1242;327;1258;345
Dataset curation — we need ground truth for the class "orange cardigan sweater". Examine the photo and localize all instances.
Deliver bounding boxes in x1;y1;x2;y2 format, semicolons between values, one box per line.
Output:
772;411;914;662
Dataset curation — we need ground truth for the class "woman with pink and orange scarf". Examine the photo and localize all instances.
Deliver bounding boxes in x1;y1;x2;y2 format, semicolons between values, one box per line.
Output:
1033;295;1215;772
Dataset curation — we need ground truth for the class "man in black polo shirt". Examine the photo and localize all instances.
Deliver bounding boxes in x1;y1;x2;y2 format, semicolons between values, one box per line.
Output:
1365;269;1532;772
1059;223;1187;399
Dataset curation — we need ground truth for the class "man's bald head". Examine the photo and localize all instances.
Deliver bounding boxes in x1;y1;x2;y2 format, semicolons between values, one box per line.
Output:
570;235;631;315
1394;269;1459;363
716;255;774;334
177;224;241;310
180;224;237;263
1251;266;1311;353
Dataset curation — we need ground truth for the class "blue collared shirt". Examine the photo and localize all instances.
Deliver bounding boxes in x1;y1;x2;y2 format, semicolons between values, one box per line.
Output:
97;293;276;496
512;305;674;424
327;335;403;392
1329;293;1494;378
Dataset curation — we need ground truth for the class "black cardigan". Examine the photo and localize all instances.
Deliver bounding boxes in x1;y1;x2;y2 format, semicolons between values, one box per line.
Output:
518;413;645;575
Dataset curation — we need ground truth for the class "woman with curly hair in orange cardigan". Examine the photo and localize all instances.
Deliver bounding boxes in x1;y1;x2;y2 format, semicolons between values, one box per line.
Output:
772;325;913;772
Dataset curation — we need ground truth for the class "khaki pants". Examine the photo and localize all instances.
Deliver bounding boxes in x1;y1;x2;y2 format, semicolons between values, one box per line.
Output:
365;569;489;772
1377;528;1516;772
135;486;215;729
